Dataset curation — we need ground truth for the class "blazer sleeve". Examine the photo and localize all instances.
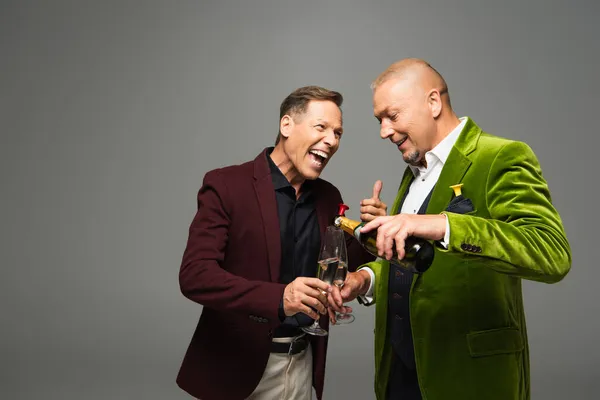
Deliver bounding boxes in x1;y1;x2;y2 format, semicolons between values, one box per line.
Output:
354;259;386;306
442;141;572;283
179;169;286;326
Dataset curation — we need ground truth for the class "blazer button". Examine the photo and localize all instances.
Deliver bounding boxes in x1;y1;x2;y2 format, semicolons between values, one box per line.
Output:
395;315;403;320
476;246;482;252
461;243;467;250
395;270;403;277
393;293;402;299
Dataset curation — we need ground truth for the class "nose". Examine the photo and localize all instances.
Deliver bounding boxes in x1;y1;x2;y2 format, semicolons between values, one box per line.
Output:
380;118;394;139
323;129;339;148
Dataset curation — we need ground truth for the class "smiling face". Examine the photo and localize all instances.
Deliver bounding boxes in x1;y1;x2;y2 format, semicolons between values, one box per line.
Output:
372;77;438;167
278;100;343;182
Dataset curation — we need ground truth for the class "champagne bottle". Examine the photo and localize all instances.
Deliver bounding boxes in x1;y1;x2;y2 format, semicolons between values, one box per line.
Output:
334;204;434;274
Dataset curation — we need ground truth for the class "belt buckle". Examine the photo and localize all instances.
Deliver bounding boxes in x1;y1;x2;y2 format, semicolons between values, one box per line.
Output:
288;334;305;356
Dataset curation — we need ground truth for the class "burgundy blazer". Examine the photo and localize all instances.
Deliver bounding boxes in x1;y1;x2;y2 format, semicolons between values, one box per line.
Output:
176;148;372;400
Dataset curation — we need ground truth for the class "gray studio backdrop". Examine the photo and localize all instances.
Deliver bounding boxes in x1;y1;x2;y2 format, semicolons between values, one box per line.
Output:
1;0;598;399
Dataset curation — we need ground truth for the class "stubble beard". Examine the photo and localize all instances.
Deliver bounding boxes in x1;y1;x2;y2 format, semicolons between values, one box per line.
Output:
404;150;422;166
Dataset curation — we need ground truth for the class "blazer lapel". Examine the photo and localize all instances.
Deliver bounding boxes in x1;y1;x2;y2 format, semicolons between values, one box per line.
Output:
391;167;415;215
426;117;481;215
411;118;480;289
425;150;471;214
253;150;281;282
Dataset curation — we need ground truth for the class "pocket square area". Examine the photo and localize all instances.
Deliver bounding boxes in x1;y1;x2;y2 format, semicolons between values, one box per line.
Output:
446;195;475;214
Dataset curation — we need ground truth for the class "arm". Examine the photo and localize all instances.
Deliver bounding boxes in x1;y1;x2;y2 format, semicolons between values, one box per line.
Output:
355;259;384;306
442;141;571;283
178;170;286;325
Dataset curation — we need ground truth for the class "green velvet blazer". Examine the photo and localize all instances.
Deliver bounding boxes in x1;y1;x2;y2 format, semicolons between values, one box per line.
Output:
360;117;571;400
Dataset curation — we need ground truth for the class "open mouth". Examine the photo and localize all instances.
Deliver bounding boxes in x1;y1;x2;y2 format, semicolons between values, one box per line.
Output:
396;137;408;150
308;149;328;168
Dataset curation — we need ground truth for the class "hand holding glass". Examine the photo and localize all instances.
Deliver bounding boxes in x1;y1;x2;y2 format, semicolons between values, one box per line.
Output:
302;225;352;336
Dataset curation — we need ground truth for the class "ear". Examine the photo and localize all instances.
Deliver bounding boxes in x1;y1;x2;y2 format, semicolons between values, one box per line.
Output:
280;115;294;138
427;89;442;119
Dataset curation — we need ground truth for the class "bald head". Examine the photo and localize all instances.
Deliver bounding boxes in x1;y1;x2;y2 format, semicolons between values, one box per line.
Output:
370;58;460;167
372;58;451;108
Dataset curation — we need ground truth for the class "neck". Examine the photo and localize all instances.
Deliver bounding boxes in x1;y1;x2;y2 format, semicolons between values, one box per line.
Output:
415;112;460;169
430;112;461;150
270;145;305;195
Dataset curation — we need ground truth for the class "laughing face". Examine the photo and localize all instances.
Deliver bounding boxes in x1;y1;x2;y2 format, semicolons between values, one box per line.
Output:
278;100;343;182
372;78;437;167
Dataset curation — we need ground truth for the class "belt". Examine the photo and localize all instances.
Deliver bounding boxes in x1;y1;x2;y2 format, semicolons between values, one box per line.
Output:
270;335;309;355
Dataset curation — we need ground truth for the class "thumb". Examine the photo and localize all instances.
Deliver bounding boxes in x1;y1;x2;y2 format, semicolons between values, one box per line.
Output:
372;180;383;200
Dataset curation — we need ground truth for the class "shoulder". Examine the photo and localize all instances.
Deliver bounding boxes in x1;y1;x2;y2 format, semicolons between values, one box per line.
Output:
193;162;254;212
476;130;537;161
478;130;515;151
202;159;254;186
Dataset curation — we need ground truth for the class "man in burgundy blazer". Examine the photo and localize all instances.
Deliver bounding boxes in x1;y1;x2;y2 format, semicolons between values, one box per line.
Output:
176;86;372;400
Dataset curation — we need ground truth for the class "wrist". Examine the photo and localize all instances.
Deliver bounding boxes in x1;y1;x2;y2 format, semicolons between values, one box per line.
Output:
357;269;371;295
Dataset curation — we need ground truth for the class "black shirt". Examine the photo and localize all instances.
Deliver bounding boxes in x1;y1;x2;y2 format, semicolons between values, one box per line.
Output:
267;148;321;337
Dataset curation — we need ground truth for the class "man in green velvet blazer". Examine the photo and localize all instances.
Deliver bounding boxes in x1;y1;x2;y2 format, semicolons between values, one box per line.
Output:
330;59;571;400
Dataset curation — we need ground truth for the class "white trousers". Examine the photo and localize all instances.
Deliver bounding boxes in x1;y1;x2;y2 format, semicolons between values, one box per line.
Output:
246;335;313;400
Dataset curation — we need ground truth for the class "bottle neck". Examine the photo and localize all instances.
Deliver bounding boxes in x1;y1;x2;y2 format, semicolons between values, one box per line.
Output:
334;215;363;237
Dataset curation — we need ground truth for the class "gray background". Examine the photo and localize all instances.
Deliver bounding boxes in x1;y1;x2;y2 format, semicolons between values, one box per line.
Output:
1;0;598;399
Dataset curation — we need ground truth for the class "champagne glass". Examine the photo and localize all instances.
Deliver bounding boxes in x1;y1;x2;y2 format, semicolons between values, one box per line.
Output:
331;228;354;324
302;226;350;336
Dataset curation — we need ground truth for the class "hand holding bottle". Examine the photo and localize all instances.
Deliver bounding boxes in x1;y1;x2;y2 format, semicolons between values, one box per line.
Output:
359;180;388;222
335;204;436;274
360;214;446;261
